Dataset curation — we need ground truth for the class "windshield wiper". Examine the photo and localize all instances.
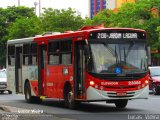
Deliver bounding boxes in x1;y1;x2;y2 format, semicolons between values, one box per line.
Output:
115;45;119;64
124;47;126;64
126;42;134;57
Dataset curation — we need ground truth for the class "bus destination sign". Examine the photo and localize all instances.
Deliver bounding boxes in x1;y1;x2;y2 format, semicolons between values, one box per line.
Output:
97;33;138;39
89;31;146;40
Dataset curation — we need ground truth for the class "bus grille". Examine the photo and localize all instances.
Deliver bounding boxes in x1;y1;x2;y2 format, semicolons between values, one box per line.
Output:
106;86;137;89
107;92;135;98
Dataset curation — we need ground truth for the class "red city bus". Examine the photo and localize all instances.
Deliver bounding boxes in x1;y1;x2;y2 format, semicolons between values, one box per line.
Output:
7;26;149;109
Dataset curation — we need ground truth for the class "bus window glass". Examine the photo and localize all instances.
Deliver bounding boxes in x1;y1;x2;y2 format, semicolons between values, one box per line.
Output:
49;54;59;65
48;41;60;65
8;46;15;66
60;40;72;65
30;43;37;65
23;44;30;65
62;53;71;65
60;41;72;52
90;42;147;74
10;56;15;66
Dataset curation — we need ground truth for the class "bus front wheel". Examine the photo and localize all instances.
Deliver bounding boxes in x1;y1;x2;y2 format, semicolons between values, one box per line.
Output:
64;85;76;109
115;100;128;109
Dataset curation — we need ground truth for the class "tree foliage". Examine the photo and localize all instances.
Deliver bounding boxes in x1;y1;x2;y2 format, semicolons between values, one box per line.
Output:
0;6;36;66
89;0;160;49
40;8;84;32
0;6;36;43
85;9;114;27
111;0;160;48
7;16;42;39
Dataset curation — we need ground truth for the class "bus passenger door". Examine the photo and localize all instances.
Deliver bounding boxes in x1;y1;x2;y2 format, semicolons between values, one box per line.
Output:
15;46;23;93
38;45;47;96
74;41;85;99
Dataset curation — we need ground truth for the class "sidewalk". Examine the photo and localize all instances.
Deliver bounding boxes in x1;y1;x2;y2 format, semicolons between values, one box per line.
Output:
0;105;70;120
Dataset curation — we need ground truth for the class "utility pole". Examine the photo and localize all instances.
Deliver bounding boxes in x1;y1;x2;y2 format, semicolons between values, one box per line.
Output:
18;0;20;6
39;0;41;16
34;1;38;15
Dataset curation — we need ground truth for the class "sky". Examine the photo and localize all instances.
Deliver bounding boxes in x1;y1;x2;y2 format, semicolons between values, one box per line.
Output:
0;0;89;18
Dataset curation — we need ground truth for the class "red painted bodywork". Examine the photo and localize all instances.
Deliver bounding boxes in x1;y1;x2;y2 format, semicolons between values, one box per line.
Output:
28;27;147;100
85;73;149;92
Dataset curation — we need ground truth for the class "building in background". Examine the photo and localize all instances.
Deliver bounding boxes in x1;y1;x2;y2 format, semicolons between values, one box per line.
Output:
90;0;106;18
116;0;135;8
89;0;136;18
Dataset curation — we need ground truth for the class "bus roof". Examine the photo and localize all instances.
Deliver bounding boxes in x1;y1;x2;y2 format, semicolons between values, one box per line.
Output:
7;37;35;45
7;27;146;45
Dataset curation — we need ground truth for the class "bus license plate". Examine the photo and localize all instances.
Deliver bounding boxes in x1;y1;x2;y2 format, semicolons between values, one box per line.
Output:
116;92;126;96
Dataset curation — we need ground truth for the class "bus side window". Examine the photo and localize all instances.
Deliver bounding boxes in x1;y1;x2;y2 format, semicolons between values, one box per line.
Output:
23;44;30;65
48;41;60;65
8;46;15;66
60;40;72;65
30;43;37;65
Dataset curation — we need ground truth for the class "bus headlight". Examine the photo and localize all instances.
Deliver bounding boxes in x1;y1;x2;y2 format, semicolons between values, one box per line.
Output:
90;81;95;86
145;80;149;84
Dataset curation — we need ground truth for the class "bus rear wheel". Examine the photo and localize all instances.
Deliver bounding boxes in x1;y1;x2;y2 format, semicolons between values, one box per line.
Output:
24;82;35;103
115;100;128;109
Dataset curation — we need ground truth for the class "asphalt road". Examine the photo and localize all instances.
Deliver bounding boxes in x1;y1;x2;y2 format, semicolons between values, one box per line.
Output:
0;92;160;120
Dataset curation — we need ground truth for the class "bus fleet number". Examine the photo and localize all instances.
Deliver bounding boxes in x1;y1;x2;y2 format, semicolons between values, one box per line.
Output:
128;81;141;85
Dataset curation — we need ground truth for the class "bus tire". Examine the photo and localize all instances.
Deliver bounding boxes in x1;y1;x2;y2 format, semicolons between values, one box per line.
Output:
64;85;76;109
115;100;128;109
24;82;35;103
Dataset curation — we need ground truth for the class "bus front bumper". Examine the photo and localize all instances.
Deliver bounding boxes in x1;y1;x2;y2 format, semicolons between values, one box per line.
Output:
86;86;149;101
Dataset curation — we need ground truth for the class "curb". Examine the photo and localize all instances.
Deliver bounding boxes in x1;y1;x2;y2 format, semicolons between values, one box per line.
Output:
0;105;11;112
0;105;75;120
0;105;29;113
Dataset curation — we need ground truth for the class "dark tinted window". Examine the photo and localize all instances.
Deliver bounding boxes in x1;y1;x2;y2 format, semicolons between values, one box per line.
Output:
48;41;60;65
48;39;72;65
23;43;37;65
8;45;15;66
60;40;72;65
30;43;37;65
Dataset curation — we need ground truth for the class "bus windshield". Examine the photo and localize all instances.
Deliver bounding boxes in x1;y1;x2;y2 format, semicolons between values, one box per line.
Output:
89;42;147;74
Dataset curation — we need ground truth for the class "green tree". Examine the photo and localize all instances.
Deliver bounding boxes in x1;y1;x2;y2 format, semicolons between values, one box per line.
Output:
111;1;160;48
40;8;84;32
89;0;160;49
84;9;114;27
7;16;42;39
0;6;36;43
0;6;36;66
